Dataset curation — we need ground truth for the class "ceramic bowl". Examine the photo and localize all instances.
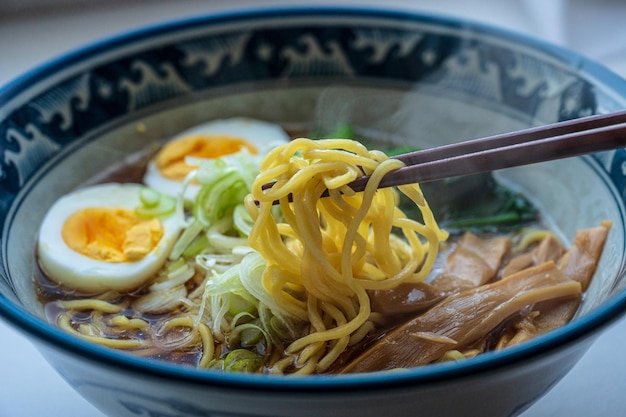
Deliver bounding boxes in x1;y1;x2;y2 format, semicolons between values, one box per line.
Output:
2;7;626;417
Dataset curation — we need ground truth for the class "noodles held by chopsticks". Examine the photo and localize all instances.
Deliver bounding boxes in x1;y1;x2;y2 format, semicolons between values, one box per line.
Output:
245;138;448;372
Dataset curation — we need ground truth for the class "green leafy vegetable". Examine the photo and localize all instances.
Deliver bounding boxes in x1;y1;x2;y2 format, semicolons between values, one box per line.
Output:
418;173;538;233
135;187;176;218
310;122;359;140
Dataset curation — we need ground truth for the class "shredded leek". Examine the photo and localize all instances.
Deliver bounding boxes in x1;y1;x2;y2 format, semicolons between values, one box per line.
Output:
158;148;281;361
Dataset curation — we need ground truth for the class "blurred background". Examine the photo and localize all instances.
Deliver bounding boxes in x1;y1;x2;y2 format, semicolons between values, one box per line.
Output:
3;0;626;86
1;1;625;416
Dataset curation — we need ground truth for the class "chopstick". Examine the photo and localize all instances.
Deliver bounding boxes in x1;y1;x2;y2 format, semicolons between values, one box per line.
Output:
346;109;626;192
260;109;626;203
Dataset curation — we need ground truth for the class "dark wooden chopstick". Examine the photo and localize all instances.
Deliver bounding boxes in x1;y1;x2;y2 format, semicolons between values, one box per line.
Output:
260;109;626;202
349;109;626;192
392;109;626;167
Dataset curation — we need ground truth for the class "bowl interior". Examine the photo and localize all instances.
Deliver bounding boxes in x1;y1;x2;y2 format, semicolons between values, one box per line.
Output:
2;7;626;379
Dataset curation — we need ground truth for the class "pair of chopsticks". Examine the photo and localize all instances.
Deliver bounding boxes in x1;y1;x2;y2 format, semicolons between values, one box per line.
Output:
261;109;626;202
345;109;626;192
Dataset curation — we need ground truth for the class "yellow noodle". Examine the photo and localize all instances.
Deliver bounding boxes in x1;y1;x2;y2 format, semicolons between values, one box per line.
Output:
286;282;371;353
514;228;554;253
314;301;350;372
440;350;466;362
317;336;349;372
269;356;294;374
297;341;326;366
304;296;325;333
348;320;376;346
109;315;150;330
249;204;300;275
58;313;144;349
260;268;304;319
246;138;448;373
162;316;196;330
355;256;421;291
197;323;215;368
300;161;401;346
57;299;125;314
293;347;325;375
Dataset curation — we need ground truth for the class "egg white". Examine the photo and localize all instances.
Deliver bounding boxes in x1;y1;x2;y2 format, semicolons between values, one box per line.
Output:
37;183;182;293
143;118;291;200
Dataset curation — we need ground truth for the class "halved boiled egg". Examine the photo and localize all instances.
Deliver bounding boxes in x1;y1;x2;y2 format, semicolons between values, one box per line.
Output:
143;118;291;200
37;183;182;293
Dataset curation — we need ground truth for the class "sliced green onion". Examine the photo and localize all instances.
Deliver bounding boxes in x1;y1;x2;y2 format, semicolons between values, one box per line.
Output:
169;219;205;261
238;322;264;347
194;173;248;226
183;234;210;258
228;293;257;316
207;231;248;253
206;359;225;371
167;258;187;273
240;329;263;347
149;264;195;292
139;187;161;208
224;349;263;373
135;192;176;219
232;246;255;256
270;315;292;341
233;204;254;236
204;264;244;296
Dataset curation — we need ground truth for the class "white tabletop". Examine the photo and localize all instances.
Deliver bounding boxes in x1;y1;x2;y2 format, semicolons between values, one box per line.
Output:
1;1;626;416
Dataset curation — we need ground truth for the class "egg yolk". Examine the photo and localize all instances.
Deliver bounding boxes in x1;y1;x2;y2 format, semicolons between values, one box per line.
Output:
155;135;258;181
61;208;164;263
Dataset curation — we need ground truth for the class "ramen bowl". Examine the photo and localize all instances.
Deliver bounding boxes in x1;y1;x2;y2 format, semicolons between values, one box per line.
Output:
2;7;626;417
